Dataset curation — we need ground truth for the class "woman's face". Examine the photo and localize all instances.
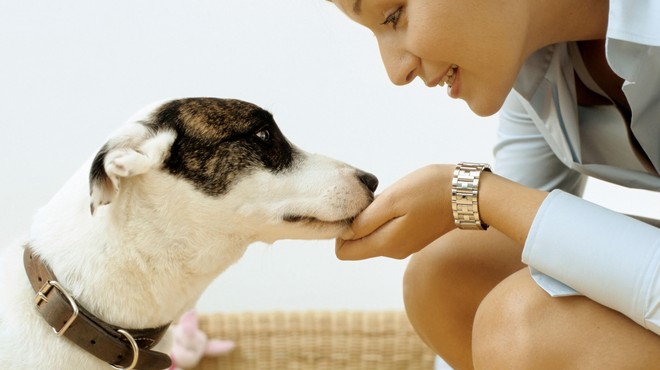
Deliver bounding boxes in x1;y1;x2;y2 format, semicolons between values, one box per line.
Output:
332;0;528;116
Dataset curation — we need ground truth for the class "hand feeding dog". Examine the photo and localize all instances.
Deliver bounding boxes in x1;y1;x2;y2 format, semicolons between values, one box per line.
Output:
0;97;378;370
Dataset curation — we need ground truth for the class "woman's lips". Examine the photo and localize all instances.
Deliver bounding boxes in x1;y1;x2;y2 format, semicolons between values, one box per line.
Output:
447;66;460;98
427;64;459;88
428;64;460;98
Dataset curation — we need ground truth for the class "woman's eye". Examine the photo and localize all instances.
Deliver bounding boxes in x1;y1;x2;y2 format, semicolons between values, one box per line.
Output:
381;6;403;30
256;129;270;142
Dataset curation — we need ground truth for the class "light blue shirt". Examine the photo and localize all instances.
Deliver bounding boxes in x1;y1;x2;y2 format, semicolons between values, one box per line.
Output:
494;0;660;334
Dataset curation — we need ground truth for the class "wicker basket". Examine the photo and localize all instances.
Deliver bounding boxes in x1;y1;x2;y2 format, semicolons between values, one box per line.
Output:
193;310;436;370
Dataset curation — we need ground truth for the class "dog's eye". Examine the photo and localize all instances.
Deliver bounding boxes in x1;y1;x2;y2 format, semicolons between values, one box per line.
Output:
256;129;270;142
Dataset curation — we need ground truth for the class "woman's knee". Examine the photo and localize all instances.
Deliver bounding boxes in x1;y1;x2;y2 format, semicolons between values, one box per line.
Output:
404;230;528;368
403;231;472;311
403;228;524;311
473;268;660;369
472;269;549;369
402;232;480;357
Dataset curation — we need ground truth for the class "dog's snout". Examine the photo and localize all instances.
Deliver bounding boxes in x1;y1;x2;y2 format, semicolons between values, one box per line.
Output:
357;170;378;193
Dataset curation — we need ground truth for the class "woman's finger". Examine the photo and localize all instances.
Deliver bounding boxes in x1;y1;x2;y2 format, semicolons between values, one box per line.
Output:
336;215;408;260
345;191;401;240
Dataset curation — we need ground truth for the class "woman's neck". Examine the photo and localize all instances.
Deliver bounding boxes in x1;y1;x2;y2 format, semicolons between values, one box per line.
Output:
524;0;609;56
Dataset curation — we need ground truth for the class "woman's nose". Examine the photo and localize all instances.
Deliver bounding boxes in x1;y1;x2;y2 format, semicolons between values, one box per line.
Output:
377;38;417;86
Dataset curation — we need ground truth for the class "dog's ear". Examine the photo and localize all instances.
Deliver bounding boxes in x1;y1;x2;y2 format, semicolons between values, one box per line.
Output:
89;126;176;215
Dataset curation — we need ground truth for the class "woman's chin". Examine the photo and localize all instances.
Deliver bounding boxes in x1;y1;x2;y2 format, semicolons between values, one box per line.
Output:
465;93;508;117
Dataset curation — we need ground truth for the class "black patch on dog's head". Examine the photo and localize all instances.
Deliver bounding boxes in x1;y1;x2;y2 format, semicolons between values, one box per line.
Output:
145;98;296;196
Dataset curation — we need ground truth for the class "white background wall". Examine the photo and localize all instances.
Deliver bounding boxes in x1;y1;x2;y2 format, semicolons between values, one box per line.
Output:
1;0;657;315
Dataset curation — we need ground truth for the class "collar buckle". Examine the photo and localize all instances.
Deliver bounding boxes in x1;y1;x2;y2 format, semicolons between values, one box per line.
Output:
34;280;79;336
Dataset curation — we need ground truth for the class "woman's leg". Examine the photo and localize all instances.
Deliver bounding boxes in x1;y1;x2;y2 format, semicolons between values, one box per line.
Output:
403;228;525;369
473;269;660;369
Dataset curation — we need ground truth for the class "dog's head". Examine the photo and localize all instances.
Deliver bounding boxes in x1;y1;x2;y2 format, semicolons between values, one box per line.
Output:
89;98;377;242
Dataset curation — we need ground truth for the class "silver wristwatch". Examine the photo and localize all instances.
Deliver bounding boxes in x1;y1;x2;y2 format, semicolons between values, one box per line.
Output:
451;162;491;230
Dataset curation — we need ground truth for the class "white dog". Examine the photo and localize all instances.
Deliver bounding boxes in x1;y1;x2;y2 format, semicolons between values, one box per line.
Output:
0;98;377;370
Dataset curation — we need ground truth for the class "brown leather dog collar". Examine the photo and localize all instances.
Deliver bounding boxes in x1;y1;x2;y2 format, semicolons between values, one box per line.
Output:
23;246;172;370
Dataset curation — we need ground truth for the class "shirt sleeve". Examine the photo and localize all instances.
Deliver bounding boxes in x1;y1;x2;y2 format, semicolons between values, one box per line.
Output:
523;190;660;335
494;92;587;195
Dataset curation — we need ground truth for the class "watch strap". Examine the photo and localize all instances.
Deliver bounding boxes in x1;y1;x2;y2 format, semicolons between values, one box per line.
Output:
451;162;491;230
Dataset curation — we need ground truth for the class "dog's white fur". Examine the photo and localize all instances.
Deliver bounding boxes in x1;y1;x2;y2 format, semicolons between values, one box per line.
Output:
0;100;374;369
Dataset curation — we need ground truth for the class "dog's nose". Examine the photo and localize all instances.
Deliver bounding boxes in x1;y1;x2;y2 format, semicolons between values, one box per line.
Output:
357;170;379;193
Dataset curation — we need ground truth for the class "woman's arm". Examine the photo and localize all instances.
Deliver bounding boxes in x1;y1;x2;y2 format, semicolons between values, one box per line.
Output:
522;190;660;334
478;171;547;246
337;166;660;334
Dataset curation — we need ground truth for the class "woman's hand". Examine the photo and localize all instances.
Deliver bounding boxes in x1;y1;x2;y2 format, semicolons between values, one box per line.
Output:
335;164;456;260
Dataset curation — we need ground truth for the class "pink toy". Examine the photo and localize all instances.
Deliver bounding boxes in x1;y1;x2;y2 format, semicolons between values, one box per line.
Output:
169;310;235;370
